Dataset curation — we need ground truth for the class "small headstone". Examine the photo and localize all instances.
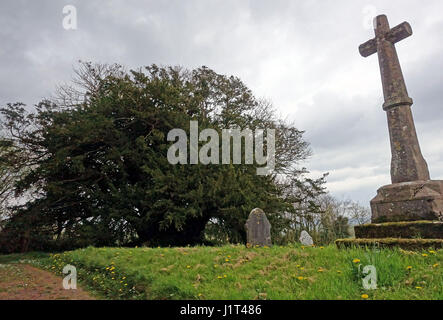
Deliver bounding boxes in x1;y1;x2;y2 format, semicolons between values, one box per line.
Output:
299;230;313;246
245;208;271;247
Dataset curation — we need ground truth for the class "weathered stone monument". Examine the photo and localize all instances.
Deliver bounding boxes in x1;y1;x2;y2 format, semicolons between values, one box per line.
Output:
245;208;271;247
337;15;443;249
299;230;313;246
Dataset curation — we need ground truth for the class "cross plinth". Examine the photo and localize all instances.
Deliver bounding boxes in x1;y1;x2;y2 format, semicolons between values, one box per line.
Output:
360;15;443;223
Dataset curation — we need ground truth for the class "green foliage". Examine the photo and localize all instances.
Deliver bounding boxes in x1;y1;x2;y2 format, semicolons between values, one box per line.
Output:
0;62;326;251
0;130;21;216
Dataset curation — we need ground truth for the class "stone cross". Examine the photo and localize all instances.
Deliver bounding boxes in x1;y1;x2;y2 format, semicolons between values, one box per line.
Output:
359;15;430;184
245;208;271;247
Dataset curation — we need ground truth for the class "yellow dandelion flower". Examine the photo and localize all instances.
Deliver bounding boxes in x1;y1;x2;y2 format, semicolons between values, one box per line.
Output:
406;266;412;270
198;293;203;297
122;276;126;279
415;286;422;289
297;276;304;280
300;267;305;270
124;283;128;286
422;253;428;257
361;294;369;299
429;250;436;254
353;259;361;264
227;255;231;258
433;263;439;268
337;270;342;274
223;274;227;278
320;246;324;249
186;265;191;269
217;276;223;279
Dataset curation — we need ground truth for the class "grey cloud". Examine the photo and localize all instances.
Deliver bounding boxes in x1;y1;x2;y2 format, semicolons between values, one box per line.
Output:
1;0;443;206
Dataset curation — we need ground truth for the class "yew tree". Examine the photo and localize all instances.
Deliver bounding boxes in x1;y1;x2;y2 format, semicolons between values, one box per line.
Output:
0;62;325;251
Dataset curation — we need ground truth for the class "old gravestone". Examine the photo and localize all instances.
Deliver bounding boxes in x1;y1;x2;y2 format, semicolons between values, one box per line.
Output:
337;15;443;249
299;230;313;246
245;208;271;247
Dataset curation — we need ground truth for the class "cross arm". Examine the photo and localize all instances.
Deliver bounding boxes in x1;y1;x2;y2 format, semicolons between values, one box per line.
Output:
359;21;413;58
359;38;377;57
386;22;412;44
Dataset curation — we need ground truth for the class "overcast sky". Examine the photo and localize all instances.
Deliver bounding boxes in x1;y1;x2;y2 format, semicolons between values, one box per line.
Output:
1;0;443;206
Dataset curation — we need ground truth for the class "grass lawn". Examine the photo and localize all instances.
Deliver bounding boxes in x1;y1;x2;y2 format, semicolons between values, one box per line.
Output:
1;244;442;300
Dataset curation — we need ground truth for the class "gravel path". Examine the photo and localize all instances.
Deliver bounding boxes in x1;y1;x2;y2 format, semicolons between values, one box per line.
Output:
0;264;95;300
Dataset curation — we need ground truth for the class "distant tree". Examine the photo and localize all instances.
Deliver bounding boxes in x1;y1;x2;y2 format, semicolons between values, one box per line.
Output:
315;195;369;243
282;193;358;244
0;62;325;251
347;201;371;226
